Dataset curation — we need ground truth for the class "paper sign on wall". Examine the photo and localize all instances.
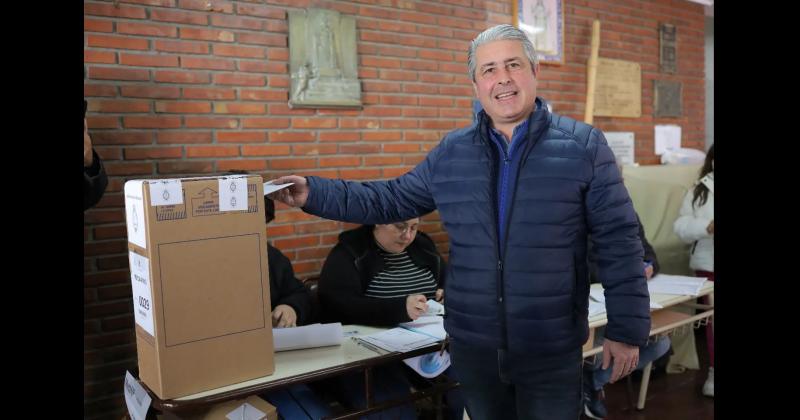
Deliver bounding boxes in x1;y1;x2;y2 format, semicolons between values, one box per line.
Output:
655;125;681;155
604;132;636;165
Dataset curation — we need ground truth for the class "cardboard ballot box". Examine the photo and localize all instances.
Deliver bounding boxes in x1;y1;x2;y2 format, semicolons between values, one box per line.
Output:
124;175;274;399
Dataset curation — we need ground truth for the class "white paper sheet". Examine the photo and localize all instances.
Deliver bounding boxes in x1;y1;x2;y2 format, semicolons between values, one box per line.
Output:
148;179;183;206
272;322;343;352
400;315;447;340
263;180;295;196
128;252;154;337
654;125;681;155
403;350;451;378
647;274;707;296
225;402;266;420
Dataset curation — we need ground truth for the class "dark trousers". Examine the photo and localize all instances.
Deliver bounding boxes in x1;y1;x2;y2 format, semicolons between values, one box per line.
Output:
449;340;582;420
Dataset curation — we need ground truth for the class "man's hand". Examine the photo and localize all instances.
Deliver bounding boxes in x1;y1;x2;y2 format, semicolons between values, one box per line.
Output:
271;175;309;208
707;220;714;235
406;294;428;320
435;288;444;302
84;118;93;167
602;338;640;383
645;265;654;280
272;304;297;328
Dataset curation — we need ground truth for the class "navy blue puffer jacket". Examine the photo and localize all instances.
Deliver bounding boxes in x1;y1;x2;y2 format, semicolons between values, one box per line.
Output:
304;100;650;356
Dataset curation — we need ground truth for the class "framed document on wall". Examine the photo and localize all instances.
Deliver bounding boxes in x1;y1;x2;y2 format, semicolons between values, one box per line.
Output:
513;0;565;65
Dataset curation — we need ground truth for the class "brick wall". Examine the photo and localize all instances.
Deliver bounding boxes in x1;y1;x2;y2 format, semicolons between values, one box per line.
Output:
83;0;705;417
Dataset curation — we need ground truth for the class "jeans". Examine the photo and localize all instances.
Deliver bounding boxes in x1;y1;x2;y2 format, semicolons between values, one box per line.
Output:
449;340;582;420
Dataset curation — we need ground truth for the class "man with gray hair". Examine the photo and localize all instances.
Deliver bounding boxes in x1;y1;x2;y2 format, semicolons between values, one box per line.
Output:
272;24;650;419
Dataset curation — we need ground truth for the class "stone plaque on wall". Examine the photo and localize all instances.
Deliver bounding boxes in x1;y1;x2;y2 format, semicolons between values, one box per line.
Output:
593;58;642;118
654;80;682;118
659;23;677;74
288;8;361;108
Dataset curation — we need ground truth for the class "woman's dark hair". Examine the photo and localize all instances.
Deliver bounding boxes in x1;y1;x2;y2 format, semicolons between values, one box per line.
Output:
691;144;714;208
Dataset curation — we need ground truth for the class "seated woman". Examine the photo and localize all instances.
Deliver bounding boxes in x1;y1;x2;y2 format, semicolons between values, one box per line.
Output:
319;219;462;419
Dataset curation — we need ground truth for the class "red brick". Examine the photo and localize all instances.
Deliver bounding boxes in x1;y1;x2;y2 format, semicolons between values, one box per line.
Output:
91;132;153;145
268;76;290;88
404;155;426;165
85;51;117;64
217;131;267;143
84;209;126;224
84;240;127;256
177;0;232;12
402;60;439;72
93;225;127;240
150;9;208;25
363;107;403;117
418;27;453;39
269;158;317;170
89;67;149;81
383;119;420;129
381;95;417;106
158;131;212;144
158;161;214;174
439;62;465;73
118;22;177;38
187;146;240;158
440;86;473;96
339;144;380;154
214;103;265;114
383;167;412;177
155;101;212;114
85;84;118;97
84;3;147;19
384;144;420;153
440;109;471;118
182;87;236;100
154;40;209;54
241;145;292;156
124;0;177;6
420;97;454;107
88;100;150;113
273;235;319;250
120;53;179;67
180;57;233;72
214;73;266;86
124;116;181;128
293;144;338;155
396;11;437;25
340;169;382;179
267;224;295;237
363;131;402;142
319;131;361;142
154;70;210;84
217;159;268;172
180;27;235;42
361;56;399;69
104;162;154;175
291;118;337;129
241;89;287;101
88;35;149;50
236;3;285;18
242;118;290;129
239;61;286;74
404;131;443;141
293;221;341;235
121;86;180;99
185;117;239;128
86;116;120;128
267;48;289;61
420;73;455;84
210;14;263;30
237;32;286;47
402;84;429;94
320;156;361;167
362;81;402;93
340;119;380;129
269;132;317;142
85;18;113;33
213;44;266;58
267;104;314;115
